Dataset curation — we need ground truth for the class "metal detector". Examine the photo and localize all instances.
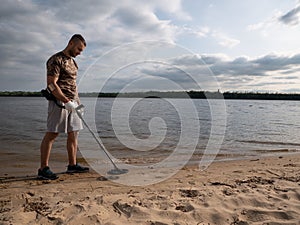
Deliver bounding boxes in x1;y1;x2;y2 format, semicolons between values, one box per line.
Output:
75;104;128;175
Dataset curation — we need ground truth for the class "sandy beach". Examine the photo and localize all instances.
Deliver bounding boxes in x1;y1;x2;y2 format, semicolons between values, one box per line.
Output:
0;153;299;225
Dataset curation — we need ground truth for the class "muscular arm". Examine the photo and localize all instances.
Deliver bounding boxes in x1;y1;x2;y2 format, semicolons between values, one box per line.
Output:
47;76;69;103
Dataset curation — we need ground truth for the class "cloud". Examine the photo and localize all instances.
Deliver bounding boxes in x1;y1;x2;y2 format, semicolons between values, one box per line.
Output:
204;53;300;91
111;7;175;42
155;53;300;92
248;2;300;31
0;0;64;90
209;53;300;77
108;52;300;92
33;0;186;46
278;4;300;25
211;32;240;48
141;0;192;21
247;11;281;31
0;1;299;93
178;26;210;38
177;26;240;49
0;0;190;91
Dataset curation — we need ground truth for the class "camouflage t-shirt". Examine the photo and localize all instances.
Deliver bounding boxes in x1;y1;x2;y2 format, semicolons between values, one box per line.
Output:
46;51;78;100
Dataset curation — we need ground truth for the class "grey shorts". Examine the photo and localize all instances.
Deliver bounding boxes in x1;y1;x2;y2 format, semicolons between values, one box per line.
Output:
47;101;83;133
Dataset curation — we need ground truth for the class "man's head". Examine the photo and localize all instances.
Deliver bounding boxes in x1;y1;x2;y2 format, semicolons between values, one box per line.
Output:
66;34;86;58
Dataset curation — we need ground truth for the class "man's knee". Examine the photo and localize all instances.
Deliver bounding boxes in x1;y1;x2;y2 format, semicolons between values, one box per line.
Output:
67;131;78;141
45;132;59;141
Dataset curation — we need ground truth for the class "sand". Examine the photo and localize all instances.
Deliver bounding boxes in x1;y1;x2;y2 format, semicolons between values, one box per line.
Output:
0;154;299;225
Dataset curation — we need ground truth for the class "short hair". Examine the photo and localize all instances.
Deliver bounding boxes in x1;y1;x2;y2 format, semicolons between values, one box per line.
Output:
70;34;86;46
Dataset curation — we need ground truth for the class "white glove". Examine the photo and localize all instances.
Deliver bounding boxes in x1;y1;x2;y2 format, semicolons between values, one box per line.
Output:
64;101;77;112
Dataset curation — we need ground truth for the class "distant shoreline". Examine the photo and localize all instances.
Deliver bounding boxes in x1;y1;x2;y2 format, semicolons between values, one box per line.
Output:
1;90;300;100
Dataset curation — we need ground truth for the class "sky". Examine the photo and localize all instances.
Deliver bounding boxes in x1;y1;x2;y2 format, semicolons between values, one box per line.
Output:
1;0;300;93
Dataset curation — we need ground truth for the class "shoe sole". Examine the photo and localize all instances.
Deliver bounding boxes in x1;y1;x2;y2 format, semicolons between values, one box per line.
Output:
66;170;89;174
37;175;59;180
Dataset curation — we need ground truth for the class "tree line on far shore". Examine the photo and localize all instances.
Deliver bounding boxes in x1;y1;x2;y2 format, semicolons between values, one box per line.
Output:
1;90;300;100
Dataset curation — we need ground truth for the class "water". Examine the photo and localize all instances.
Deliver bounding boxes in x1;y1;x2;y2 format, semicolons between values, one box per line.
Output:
0;97;300;176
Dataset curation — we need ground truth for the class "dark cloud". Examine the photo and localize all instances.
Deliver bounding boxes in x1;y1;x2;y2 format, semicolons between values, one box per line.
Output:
135;53;300;92
0;0;180;91
282;87;300;92
278;5;300;25
124;53;299;92
140;65;200;90
274;75;299;80
172;54;205;66
0;0;60;90
203;53;300;77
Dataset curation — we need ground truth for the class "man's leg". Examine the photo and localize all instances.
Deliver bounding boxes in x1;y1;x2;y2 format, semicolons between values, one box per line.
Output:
67;131;78;166
40;132;59;169
66;131;89;173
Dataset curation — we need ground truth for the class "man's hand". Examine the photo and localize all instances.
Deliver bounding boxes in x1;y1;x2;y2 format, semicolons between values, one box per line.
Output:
65;101;77;112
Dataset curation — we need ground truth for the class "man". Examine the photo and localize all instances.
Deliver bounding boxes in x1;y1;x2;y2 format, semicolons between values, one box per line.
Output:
38;34;89;180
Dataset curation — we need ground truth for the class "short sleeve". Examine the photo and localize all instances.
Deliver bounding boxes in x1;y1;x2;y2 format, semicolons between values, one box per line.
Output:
46;55;61;77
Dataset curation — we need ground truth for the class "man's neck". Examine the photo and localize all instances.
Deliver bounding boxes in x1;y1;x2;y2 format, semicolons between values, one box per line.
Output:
62;49;71;58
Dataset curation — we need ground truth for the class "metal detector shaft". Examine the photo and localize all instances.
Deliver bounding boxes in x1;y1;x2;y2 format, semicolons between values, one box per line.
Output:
75;104;121;171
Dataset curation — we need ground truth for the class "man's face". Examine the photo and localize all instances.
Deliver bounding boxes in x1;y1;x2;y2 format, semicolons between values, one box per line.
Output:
70;41;85;58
